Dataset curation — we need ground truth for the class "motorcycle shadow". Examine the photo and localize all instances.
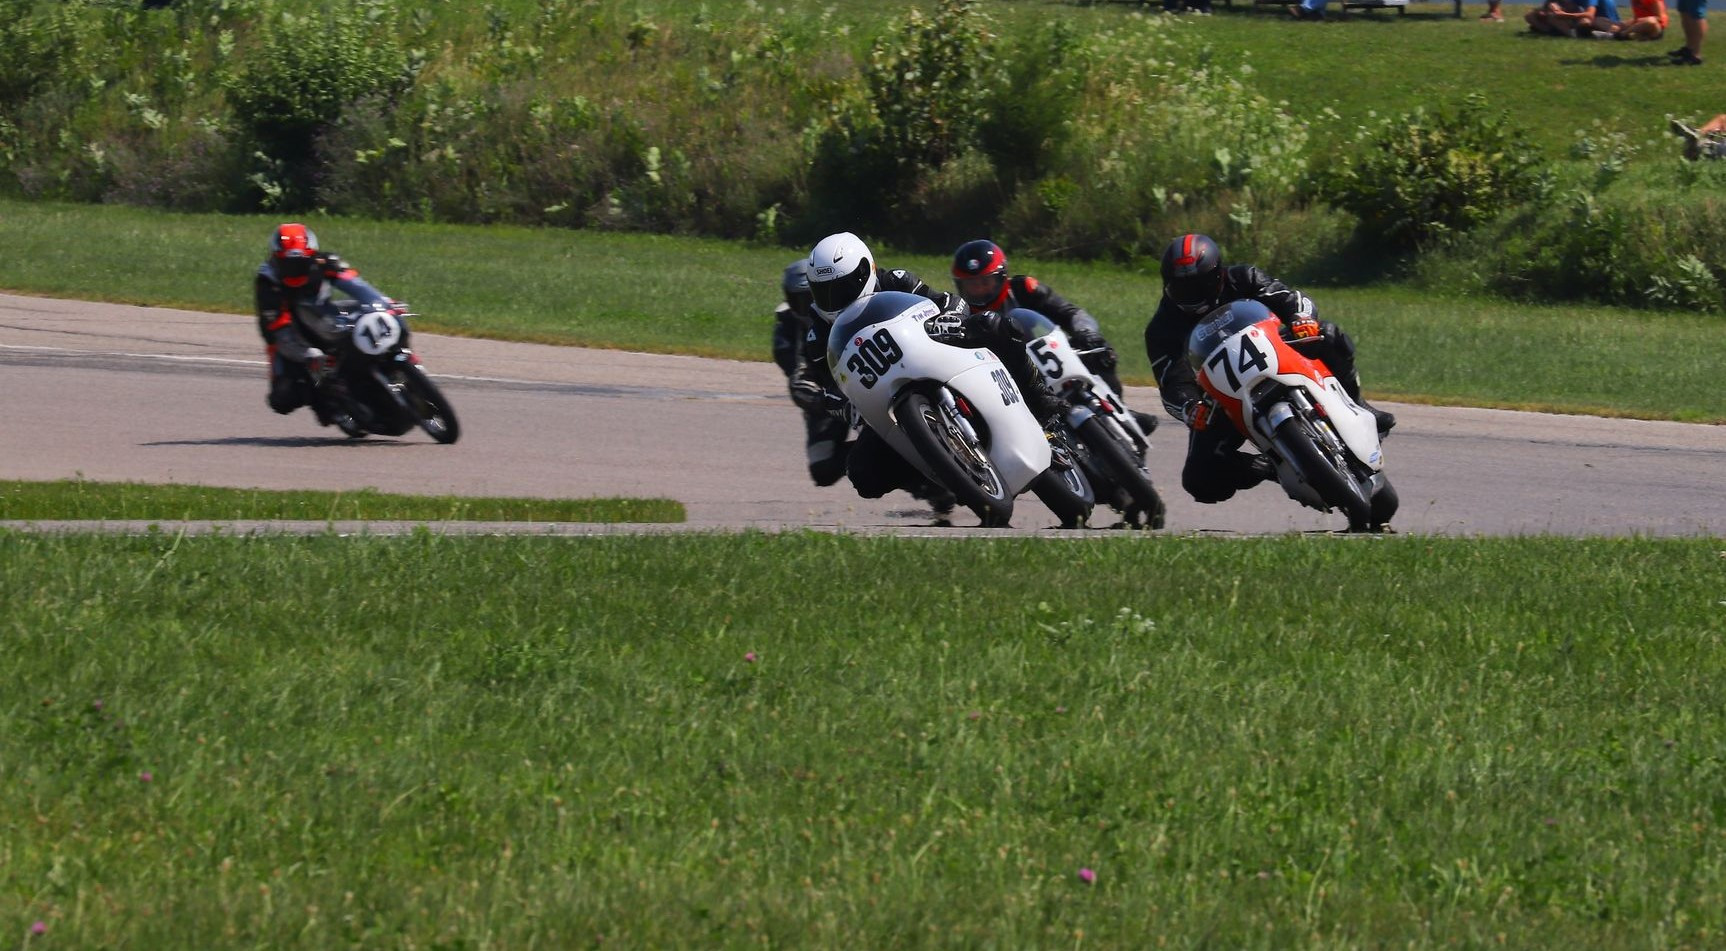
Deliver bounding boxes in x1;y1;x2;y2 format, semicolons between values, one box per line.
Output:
141;436;410;449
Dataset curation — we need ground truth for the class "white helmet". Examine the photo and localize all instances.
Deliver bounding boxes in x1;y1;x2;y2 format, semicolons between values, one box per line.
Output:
807;232;878;318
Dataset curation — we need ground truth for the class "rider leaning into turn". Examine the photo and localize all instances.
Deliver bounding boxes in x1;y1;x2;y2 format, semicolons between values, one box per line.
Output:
801;231;995;521
771;258;854;487
1144;232;1396;505
254;223;396;436
951;238;1156;434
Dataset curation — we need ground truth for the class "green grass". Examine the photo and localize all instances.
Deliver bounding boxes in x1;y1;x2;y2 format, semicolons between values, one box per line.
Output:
3;198;1722;421
0;479;684;523
4;532;1726;946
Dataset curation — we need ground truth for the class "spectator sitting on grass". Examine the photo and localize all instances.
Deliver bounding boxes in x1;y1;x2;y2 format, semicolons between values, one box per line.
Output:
1528;0;1620;34
1527;0;1585;34
1670;114;1726;158
1604;0;1668;36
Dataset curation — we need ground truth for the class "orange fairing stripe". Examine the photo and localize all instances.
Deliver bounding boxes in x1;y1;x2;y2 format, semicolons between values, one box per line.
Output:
334;269;358;280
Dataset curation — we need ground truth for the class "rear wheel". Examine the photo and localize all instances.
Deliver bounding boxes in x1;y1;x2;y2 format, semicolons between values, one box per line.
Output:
389;363;461;444
1075;416;1165;529
1273;414;1371;530
896;389;1013;527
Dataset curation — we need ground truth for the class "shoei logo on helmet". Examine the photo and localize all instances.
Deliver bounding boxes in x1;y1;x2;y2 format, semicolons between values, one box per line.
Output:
814;265;834;278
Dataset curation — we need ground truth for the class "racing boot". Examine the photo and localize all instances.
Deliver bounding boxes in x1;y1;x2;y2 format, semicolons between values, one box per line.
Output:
1130;410;1160;436
913;482;957;527
311;389;366;438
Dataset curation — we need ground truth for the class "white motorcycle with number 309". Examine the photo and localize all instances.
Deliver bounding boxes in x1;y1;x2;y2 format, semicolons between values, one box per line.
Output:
828;291;1092;528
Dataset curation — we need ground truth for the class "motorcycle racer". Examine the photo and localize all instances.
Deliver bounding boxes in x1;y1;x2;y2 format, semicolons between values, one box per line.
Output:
801;232;973;520
952;238;1157;436
771;258;855;487
1144;233;1395;504
254;223;398;436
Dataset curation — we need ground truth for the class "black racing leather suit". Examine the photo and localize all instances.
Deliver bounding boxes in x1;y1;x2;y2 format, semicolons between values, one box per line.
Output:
255;252;391;415
1143;265;1366;504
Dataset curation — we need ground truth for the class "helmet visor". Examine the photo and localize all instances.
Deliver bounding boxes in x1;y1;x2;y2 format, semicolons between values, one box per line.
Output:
810;259;871;314
956;273;1005;309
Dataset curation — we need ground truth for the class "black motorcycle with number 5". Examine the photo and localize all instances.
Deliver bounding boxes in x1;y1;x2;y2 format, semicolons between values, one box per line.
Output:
306;302;460;444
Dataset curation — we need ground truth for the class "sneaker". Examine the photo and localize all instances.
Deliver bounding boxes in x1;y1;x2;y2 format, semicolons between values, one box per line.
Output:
1671;47;1703;65
1590;30;1614;38
1668;45;1690;58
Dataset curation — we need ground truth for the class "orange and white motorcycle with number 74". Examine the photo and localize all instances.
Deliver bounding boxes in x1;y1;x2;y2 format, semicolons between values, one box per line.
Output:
1187;299;1397;532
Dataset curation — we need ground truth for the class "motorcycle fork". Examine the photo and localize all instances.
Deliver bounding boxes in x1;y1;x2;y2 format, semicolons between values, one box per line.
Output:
939;389;985;451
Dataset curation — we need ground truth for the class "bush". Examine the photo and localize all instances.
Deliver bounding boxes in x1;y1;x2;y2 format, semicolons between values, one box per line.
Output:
1319;93;1544;253
803;0;1000;240
224;3;414;209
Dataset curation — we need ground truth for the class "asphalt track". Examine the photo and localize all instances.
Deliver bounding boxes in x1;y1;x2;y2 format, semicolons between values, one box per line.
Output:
2;292;1723;537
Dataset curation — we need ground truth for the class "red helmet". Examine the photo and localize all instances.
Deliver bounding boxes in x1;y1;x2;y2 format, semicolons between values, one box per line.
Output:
1160;233;1224;315
952;239;1010;311
270;223;319;287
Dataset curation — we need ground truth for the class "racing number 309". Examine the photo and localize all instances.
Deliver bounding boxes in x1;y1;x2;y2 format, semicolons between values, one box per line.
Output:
846;329;903;389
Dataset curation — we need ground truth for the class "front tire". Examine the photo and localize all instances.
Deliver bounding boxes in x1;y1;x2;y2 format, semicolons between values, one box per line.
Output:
1075;416;1165;529
1029;432;1093;528
896;389;1013;527
390;363;461;444
1273;414;1371;530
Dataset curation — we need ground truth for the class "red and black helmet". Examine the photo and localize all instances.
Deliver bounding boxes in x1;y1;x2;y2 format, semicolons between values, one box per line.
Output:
1160;233;1224;315
952;238;1010;311
270;223;319;288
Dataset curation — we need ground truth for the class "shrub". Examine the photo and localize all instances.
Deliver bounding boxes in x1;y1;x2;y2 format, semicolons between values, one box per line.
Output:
224;2;414;209
1318;94;1544;254
803;0;1000;240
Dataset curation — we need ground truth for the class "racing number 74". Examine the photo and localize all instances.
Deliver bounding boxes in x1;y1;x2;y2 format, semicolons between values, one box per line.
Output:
1206;333;1268;392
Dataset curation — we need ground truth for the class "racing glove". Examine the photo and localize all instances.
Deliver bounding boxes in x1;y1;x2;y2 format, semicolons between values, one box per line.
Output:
304;347;332;380
1181;396;1215;431
924;312;968;339
788;378;827;411
1287;316;1321;340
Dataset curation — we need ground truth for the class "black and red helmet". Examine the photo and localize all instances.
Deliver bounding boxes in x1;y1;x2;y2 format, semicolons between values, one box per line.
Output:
270;223;319;288
952;238;1010;311
1160;233;1224;315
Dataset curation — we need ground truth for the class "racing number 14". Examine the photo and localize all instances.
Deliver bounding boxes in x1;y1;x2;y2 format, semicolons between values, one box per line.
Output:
1206;334;1268;392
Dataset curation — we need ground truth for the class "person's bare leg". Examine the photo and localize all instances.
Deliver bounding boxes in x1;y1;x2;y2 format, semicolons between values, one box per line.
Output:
1681;12;1707;55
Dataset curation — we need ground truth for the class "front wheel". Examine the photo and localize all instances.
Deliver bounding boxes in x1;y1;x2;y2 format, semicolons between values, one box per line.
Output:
1273;415;1370;530
1075;416;1165;529
1029;431;1093;528
896;389;1013;527
387;363;461;444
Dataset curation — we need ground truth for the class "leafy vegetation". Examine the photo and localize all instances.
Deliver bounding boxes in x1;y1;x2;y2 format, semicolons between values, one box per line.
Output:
2;0;1720;310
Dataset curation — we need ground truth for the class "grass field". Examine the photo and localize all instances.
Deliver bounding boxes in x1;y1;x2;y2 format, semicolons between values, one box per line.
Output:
5;532;1726;946
3;198;1722;422
0;480;684;523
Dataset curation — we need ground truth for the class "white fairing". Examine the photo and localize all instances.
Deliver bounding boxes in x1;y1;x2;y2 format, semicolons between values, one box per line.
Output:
1022;322;1152;450
1199;322;1382;471
829;295;1051;496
